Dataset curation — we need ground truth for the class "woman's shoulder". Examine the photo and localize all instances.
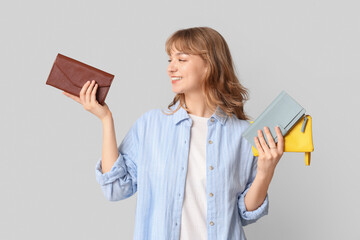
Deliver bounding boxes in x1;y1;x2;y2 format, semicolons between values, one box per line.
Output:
135;107;172;125
140;107;165;119
228;114;251;130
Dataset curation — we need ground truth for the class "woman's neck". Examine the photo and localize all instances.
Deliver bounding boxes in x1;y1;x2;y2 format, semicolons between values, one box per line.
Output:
184;94;214;118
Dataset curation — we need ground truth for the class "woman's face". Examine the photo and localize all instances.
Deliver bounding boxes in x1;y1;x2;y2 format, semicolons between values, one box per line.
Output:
167;47;208;95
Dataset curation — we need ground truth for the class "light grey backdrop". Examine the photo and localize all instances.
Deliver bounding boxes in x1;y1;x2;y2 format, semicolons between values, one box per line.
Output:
1;0;359;239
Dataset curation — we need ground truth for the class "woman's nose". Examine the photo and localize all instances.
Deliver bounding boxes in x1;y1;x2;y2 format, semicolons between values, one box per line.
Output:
167;61;177;74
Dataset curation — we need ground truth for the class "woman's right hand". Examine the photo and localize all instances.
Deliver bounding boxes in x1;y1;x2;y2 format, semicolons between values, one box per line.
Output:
62;80;112;121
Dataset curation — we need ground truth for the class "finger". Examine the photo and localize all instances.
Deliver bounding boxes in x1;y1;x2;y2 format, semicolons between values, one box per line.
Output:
275;126;284;153
91;83;98;104
254;136;264;156
258;129;270;153
80;81;91;103
86;80;95;104
264;126;277;149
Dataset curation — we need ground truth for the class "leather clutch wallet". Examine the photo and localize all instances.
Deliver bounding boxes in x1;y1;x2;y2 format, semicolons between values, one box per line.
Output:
46;53;114;105
242;90;306;151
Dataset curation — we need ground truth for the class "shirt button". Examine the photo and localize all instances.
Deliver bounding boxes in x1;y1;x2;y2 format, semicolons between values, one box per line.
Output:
208;140;213;144
209;166;214;170
210;221;214;226
209;193;214;197
210;118;215;122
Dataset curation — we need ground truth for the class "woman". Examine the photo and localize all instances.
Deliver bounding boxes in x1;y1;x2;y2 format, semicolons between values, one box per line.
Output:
63;26;284;240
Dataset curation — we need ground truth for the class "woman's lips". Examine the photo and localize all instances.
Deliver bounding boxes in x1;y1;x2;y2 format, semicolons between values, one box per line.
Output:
172;79;181;84
171;76;182;84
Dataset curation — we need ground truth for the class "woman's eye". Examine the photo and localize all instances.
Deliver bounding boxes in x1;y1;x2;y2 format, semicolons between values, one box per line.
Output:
168;59;186;62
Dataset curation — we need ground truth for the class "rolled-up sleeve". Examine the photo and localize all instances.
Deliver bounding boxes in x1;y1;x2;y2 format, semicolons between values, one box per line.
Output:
95;118;140;201
237;155;269;226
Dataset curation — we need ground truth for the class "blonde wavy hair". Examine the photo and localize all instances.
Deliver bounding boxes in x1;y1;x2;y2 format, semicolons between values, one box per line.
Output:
162;26;251;121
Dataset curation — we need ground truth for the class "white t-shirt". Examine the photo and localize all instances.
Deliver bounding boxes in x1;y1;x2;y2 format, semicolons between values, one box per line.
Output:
179;113;209;240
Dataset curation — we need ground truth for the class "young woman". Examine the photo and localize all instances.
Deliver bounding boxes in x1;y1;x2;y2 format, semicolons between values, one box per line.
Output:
63;26;284;240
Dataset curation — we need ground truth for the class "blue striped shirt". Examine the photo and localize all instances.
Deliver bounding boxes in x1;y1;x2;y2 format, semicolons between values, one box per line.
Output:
95;100;269;240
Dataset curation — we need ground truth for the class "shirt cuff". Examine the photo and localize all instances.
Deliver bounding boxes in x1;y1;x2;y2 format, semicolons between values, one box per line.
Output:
238;187;269;222
95;154;128;186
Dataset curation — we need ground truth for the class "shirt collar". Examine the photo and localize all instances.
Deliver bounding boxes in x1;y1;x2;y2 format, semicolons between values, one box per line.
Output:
169;100;229;126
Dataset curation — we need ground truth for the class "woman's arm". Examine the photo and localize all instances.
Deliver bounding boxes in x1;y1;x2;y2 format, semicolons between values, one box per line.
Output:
95;112;140;201
244;172;272;211
245;125;284;211
100;112;119;174
62;80;119;174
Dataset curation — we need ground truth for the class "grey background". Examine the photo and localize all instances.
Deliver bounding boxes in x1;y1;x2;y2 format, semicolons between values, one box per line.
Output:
1;0;359;239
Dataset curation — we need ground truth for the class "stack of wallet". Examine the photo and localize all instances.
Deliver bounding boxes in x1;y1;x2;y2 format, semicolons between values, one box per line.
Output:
241;90;314;166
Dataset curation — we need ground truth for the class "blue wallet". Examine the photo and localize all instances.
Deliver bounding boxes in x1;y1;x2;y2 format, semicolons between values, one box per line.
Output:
242;90;306;148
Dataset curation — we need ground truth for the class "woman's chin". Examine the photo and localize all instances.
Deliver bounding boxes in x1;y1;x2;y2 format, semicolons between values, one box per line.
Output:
171;87;184;94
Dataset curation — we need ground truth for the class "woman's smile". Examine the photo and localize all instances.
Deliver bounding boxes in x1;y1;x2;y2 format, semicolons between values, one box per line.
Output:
171;76;183;84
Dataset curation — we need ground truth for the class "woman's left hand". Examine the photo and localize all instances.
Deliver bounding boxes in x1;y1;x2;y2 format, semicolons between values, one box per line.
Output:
254;126;284;179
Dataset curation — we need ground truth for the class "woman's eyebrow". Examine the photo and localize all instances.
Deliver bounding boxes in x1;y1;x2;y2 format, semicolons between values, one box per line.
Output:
169;52;188;57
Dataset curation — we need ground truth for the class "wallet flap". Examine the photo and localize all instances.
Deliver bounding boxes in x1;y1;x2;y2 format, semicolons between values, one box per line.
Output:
55;53;113;88
50;63;82;94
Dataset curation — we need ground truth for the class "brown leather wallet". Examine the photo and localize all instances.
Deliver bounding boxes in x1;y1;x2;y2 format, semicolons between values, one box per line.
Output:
46;53;114;105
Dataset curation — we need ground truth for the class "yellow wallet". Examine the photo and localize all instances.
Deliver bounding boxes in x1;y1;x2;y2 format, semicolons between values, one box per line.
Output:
251;115;314;166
